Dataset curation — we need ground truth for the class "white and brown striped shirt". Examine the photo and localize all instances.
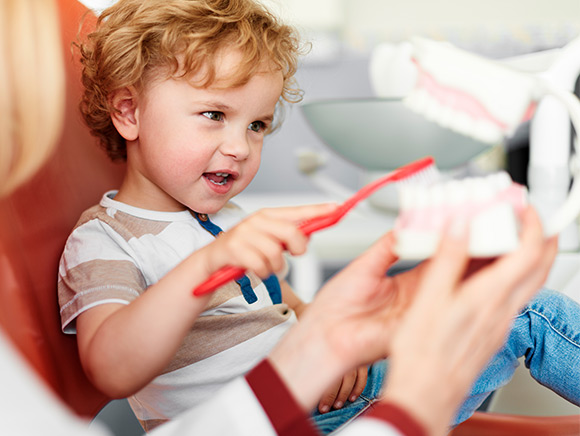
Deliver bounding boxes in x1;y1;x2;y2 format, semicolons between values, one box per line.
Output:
58;191;296;432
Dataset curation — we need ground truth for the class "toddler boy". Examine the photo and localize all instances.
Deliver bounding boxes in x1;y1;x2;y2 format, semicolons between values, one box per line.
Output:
59;0;374;433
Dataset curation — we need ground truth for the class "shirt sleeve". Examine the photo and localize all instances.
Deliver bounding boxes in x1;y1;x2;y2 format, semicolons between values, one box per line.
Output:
245;359;319;436
58;217;145;333
363;402;427;436
1;331;111;436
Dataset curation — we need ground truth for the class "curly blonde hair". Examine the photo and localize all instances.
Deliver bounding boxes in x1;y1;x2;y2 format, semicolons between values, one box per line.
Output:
79;0;304;161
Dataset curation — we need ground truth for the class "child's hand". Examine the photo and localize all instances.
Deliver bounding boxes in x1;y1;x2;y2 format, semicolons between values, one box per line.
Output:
318;366;368;413
202;204;337;279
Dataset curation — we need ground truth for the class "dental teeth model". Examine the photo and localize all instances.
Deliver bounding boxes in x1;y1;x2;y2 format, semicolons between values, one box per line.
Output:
393;172;528;259
403;37;542;146
375;36;580;240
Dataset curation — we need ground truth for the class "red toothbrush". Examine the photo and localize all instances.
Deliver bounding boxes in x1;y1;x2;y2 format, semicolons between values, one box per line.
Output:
193;156;437;297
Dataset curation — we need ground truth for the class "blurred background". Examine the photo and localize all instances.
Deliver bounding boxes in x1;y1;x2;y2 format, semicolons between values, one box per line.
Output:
80;0;580;195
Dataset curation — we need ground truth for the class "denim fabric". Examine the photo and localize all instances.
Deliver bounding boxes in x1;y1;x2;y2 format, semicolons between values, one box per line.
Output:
311;289;580;434
311;360;387;435
454;288;580;424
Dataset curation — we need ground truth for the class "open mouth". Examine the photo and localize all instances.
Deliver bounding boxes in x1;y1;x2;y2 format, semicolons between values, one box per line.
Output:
204;172;232;186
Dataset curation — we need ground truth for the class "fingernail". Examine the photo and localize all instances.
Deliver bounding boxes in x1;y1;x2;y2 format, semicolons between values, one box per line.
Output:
320;405;330;413
350;395;357;402
334;401;343;409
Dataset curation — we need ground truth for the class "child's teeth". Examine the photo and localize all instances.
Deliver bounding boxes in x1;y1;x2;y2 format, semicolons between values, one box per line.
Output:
206;172;229;186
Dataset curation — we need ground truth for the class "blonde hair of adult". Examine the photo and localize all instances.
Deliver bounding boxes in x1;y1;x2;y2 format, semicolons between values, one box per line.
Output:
0;0;64;196
79;0;304;161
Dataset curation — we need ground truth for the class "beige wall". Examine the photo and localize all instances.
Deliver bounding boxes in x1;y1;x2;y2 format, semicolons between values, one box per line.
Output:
262;0;580;53
346;0;580;32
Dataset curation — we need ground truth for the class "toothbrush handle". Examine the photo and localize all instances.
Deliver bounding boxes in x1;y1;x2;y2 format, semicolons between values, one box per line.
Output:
193;265;246;297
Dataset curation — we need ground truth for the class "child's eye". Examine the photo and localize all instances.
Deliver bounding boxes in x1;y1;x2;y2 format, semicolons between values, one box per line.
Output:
248;121;266;133
202;111;224;122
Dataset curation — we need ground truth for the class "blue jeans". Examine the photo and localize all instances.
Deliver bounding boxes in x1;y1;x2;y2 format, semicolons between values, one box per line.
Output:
454;288;580;423
311;360;387;434
311;288;580;434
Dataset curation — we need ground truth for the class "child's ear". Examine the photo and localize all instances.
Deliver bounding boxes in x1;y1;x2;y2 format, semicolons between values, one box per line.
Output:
110;87;139;141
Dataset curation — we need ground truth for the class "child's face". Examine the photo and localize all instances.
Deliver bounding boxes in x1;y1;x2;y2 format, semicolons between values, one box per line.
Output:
122;51;284;213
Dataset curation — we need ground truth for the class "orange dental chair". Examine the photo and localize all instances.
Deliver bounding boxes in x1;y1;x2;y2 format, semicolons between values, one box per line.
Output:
0;0;577;434
0;0;123;418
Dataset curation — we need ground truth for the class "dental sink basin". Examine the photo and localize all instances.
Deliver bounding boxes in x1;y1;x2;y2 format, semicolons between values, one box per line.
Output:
301;98;491;172
300;98;493;211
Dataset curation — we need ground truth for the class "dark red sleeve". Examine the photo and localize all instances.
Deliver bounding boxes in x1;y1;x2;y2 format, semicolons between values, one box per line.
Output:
365;401;427;436
245;359;320;436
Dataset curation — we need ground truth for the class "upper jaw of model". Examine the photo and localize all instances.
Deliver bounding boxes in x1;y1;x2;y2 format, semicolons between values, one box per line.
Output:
394;172;528;260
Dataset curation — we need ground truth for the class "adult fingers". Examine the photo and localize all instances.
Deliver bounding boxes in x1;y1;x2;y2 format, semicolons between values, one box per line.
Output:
415;217;471;301
344;231;400;279
460;207;554;313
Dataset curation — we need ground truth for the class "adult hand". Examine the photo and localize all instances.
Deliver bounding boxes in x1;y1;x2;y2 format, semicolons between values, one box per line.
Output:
269;230;419;411
382;206;558;435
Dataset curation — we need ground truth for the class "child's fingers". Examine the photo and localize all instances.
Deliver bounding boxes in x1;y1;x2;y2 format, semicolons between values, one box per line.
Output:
332;371;357;410
318;382;341;414
240;209;314;256
258;203;338;223
349;366;368;403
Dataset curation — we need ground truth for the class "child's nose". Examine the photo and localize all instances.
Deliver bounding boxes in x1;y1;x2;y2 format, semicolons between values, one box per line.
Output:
220;131;251;161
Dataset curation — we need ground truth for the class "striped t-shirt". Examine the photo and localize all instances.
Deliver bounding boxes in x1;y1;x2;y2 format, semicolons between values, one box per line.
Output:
58;191;296;431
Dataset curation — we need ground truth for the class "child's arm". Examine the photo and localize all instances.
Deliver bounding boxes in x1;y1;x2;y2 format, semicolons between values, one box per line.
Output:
75;204;336;399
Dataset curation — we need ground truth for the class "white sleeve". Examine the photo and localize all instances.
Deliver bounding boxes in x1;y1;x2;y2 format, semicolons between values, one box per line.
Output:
150;378;277;436
339;418;406;436
0;331;110;436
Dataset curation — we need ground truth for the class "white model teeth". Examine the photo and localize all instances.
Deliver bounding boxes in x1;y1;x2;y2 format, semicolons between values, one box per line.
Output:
395;172;528;259
399;173;513;212
406;37;542;142
404;90;505;145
